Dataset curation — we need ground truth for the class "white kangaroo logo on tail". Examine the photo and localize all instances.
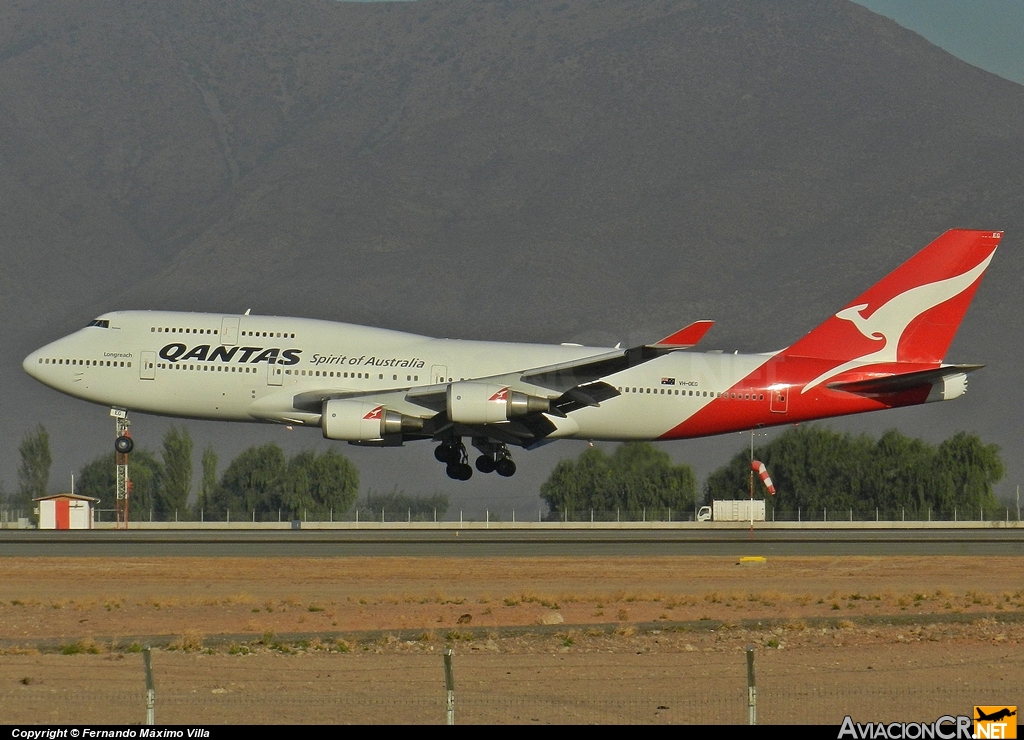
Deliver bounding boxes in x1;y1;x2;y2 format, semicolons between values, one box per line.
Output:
802;252;994;393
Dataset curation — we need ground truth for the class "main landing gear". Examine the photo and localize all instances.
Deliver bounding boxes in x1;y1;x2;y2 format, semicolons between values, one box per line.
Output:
434;438;518;480
473;437;516;477
435;440;473;480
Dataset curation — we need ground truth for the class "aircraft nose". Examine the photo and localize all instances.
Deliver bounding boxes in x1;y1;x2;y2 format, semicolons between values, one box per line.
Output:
23;349;41;379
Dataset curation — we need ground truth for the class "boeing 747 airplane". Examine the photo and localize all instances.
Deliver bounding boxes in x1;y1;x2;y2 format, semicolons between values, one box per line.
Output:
23;229;1000;480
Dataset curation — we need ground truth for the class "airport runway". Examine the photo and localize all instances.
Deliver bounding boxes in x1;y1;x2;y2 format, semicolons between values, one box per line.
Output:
1;528;1022;556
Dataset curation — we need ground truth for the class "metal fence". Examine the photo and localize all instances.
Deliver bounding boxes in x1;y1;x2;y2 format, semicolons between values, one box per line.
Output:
0;640;1018;725
86;505;1022;525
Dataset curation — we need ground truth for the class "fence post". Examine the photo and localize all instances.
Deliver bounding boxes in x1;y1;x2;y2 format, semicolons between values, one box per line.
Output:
444;646;455;725
746;646;756;725
143;646;155;725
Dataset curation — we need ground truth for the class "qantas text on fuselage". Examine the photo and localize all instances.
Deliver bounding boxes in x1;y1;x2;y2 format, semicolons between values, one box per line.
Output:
23;229;1001;480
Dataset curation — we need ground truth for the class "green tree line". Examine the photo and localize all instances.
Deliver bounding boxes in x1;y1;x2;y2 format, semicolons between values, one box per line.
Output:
541;442;698;519
704;426;1004;518
73;429;359;520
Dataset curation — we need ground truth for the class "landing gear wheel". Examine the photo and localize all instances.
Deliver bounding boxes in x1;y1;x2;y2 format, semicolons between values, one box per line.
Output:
115;435;134;454
475;455;496;474
446;463;473;481
495;458;517;477
435;443;460;465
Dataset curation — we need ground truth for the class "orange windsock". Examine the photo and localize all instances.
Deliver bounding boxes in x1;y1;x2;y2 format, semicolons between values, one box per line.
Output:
751;460;775;495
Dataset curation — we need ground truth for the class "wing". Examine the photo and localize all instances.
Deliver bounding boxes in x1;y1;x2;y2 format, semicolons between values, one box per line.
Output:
252;320;714;446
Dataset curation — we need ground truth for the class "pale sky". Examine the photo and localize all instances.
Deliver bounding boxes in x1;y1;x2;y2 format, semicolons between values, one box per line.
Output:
351;1;1024;87
853;1;1024;85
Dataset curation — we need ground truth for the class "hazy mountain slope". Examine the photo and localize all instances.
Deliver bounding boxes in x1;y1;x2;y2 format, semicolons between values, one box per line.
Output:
2;0;1022;508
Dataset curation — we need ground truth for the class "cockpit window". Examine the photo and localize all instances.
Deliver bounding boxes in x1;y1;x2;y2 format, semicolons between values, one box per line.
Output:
86;319;110;328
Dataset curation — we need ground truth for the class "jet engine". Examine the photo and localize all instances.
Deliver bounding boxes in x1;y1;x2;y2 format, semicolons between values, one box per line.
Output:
446;382;550;424
321;399;423;441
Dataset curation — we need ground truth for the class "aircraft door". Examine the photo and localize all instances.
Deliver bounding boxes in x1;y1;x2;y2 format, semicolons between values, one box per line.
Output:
267;363;283;386
221;317;240;346
140;351;156;380
431;365;448;384
770;387;789;413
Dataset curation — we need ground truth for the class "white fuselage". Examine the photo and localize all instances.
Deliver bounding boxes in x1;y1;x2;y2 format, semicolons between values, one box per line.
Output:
23;310;770;442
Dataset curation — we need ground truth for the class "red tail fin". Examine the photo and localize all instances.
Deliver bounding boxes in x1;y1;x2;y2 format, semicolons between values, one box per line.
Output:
786;229;1000;385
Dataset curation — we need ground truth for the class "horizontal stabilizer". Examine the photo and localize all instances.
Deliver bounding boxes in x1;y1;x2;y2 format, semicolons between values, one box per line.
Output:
652;320;715;348
827;364;984;395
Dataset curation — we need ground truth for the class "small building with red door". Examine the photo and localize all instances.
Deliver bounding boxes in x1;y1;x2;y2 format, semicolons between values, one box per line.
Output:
34;494;99;530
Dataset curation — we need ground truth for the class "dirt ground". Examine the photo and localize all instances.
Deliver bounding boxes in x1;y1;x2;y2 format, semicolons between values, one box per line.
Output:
0;555;1020;724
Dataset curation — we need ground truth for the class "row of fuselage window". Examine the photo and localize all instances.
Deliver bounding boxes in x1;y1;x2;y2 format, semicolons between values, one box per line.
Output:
154;364;421;383
617;386;766;401
40;358;131;368
293;370;421;382
39;356;766;401
159;363;258;373
149;327;297;339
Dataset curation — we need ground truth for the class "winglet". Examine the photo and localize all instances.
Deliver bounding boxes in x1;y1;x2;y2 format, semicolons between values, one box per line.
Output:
651;320;715;348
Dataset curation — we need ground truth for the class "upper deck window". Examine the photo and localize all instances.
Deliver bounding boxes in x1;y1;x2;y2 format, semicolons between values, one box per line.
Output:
86;319;110;328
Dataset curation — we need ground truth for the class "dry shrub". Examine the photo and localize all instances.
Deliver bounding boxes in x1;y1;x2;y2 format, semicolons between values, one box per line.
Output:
222;592;256;605
169;629;204;652
521;592;559;608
